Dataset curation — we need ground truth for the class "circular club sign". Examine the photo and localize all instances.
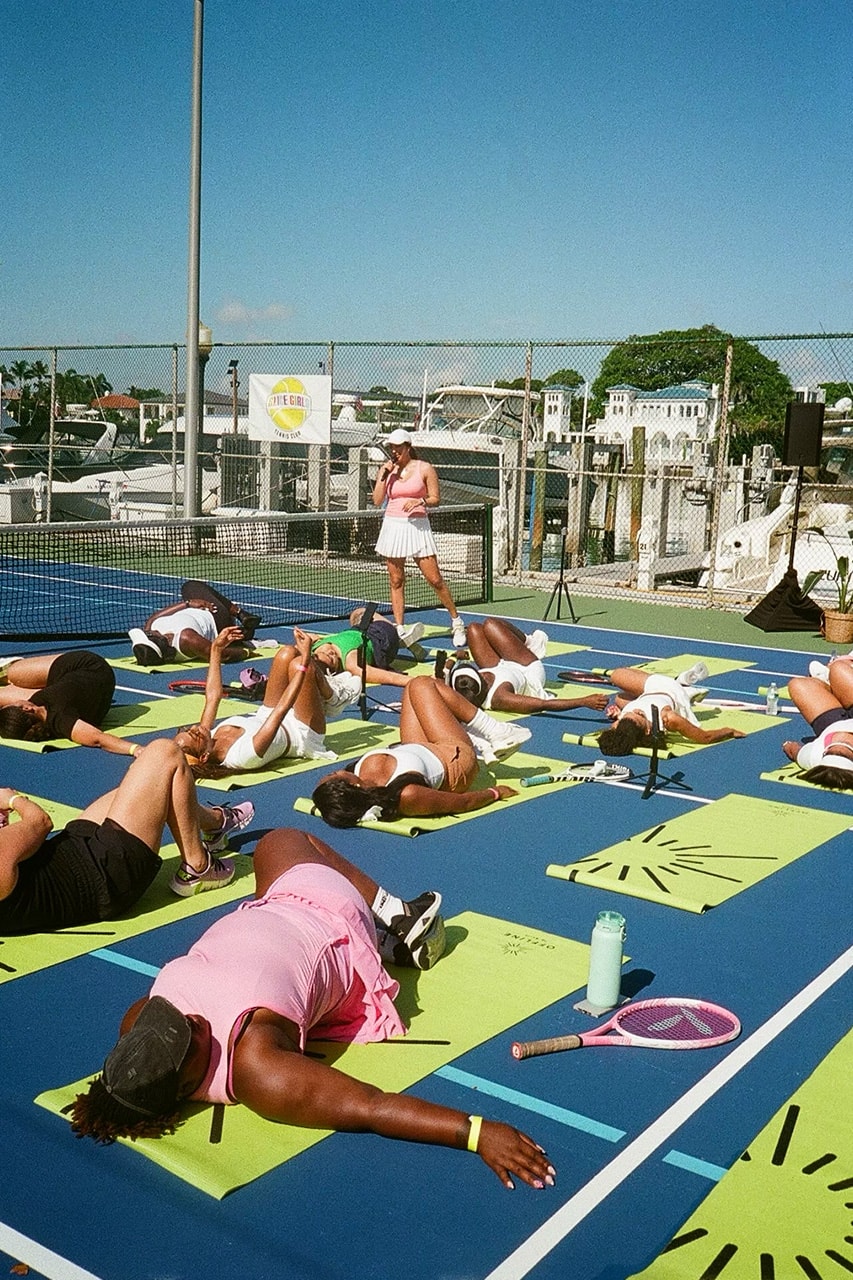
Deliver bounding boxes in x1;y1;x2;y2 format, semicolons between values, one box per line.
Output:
266;376;312;433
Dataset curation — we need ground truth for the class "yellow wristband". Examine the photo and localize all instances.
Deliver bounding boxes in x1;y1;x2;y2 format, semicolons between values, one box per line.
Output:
467;1115;483;1153
128;744;138;757
6;794;25;812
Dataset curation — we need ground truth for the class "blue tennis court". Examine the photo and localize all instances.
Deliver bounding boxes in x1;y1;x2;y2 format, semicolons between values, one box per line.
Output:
1;607;851;1279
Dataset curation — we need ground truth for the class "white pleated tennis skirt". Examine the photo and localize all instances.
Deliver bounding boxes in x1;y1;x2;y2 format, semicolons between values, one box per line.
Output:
375;514;439;560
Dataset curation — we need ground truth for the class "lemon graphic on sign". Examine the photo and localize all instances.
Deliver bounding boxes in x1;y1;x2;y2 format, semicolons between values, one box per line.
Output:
266;377;312;434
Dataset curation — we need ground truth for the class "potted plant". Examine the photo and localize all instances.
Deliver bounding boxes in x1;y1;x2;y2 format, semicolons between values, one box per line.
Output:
802;527;853;644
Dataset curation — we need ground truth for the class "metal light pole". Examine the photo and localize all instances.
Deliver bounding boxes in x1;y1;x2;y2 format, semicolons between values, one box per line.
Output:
184;0;204;518
228;359;239;433
196;322;213;513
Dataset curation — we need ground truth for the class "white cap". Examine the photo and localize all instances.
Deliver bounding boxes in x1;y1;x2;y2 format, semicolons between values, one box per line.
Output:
819;747;853;773
385;429;412;446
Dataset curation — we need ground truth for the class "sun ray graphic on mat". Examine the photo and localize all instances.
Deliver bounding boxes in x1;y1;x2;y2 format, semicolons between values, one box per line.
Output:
639;1103;853;1279
566;816;778;897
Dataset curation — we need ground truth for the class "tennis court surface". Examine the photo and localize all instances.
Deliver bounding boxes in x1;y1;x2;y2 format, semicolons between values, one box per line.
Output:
1;606;851;1280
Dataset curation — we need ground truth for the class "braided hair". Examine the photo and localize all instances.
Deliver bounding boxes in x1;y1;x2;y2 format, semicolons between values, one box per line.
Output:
311;771;425;828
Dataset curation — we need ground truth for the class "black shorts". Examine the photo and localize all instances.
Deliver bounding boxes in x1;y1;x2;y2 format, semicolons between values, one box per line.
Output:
808;707;853;739
54;818;162;921
366;619;400;669
0;819;161;935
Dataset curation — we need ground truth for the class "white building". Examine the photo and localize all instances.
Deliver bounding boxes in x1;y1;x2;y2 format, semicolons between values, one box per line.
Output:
594;380;720;463
540;384;591;444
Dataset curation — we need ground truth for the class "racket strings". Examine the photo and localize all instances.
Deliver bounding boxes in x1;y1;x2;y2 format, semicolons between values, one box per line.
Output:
618;1003;736;1043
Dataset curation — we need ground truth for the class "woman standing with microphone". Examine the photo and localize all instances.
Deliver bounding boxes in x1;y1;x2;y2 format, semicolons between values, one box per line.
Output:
373;428;467;649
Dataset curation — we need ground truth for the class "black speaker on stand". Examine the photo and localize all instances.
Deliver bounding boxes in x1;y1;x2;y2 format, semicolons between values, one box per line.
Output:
744;401;825;632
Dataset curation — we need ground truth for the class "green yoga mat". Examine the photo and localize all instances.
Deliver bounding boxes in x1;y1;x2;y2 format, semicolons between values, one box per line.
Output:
197;718;401;791
109;656;202;675
627;1027;853;1279
109;641;285;677
639;654;753;677
0;829;254;984
0;693;249;753
36;910;593;1198
293;751;586;836
562;706;786;759
546;792;851;912
760;762;853;797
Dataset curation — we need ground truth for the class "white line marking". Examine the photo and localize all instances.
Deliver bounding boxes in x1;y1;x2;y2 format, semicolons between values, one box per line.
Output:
485;939;853;1280
0;1222;103;1280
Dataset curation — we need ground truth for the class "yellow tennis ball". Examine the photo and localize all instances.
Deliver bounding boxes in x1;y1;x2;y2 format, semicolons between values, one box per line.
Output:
266;377;312;433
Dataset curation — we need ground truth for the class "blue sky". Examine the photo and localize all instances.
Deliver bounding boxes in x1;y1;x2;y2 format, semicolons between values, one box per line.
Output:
3;0;852;347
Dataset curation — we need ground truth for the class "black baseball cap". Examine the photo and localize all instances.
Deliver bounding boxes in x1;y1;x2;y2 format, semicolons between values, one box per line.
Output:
101;996;192;1118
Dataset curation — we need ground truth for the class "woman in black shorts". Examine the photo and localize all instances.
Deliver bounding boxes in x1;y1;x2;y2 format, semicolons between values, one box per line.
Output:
0;738;241;934
0;651;134;754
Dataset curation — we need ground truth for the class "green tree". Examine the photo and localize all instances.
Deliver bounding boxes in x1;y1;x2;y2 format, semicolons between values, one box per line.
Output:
820;382;853;407
589;325;791;460
543;368;583;388
127;386;165;401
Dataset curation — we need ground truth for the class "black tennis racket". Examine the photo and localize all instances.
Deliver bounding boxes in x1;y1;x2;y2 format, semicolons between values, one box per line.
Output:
167;679;264;702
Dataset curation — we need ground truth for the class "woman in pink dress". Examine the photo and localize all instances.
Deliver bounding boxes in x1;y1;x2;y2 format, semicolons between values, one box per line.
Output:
373;429;467;649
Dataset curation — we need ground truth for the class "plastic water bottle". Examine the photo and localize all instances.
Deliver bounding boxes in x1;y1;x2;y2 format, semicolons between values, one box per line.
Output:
765;682;779;715
585;910;626;1010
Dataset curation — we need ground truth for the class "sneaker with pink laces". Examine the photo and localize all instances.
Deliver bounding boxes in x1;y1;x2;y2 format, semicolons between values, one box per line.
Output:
202;801;255;854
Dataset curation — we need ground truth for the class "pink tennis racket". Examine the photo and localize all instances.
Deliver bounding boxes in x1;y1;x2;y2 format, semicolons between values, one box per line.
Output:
511;997;740;1060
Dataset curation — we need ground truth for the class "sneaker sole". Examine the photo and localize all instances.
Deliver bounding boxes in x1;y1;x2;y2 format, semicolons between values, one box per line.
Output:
395;891;442;951
170;870;235;897
412;916;446;969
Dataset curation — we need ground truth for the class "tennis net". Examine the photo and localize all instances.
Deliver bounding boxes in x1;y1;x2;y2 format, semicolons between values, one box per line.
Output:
1;506;491;641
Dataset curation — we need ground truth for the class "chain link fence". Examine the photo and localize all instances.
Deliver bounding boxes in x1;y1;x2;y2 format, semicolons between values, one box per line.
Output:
2;333;852;613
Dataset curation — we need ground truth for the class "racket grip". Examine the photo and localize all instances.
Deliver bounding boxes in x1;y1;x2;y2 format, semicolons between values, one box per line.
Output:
520;774;554;788
511;1034;583;1059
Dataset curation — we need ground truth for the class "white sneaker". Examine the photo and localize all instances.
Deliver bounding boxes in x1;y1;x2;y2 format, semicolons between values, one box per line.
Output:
486;722;532;760
396;622;425;647
322;671;361;716
525;629;549;659
468;732;498;764
809;661;831;684
677;662;709;687
451;617;467;648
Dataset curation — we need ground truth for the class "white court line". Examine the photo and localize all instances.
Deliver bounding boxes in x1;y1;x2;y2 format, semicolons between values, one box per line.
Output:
114;682;172;699
485;939;853;1280
0;1222;102;1280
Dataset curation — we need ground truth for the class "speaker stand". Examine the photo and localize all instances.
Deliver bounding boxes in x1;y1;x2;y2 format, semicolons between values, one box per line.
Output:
543;528;578;624
357;602;378;720
632;707;693;800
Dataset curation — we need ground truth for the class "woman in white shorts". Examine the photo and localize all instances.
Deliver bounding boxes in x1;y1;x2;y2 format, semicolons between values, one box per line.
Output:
310;676;529;828
782;656;853;790
373;429;466;649
445;617;608;716
597;664;745;756
175;627;336;777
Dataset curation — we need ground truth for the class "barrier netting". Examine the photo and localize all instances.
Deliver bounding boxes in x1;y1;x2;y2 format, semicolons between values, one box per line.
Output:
0;506;491;641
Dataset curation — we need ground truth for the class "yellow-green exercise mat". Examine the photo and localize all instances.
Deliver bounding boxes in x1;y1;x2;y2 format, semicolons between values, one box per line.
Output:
546;792;851;912
627;1026;853;1278
37;911;594;1198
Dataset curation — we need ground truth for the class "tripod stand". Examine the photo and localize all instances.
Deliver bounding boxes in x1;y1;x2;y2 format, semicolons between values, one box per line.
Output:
356;602;378;721
542;527;577;623
633;706;693;800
